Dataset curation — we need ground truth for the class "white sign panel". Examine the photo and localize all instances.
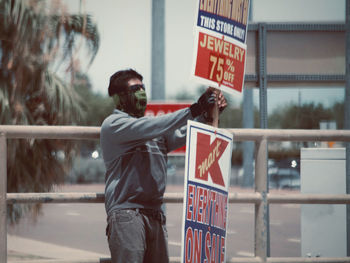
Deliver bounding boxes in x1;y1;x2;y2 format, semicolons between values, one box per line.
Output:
181;120;233;263
192;0;250;94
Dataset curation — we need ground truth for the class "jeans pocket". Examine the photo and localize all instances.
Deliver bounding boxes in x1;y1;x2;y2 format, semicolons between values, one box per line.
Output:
107;210;138;241
115;209;137;223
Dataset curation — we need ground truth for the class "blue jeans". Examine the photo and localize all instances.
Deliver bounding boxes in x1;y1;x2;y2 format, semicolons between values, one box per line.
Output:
106;209;169;263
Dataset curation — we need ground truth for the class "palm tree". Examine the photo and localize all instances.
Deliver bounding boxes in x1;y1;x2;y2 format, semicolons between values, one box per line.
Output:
0;0;100;222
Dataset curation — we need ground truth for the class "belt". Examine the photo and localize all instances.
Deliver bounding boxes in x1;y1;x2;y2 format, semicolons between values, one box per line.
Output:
135;208;166;224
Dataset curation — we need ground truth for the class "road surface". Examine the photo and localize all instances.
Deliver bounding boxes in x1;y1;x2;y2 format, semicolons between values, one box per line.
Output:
8;184;301;260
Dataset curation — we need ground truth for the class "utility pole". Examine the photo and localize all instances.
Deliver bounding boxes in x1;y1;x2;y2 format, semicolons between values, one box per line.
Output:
151;0;165;100
242;0;254;188
345;0;350;256
242;88;254;187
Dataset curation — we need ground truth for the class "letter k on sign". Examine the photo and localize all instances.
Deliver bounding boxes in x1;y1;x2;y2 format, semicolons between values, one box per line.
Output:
195;132;229;187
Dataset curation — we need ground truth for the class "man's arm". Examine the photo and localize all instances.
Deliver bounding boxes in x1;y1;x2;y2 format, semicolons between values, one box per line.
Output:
102;108;193;145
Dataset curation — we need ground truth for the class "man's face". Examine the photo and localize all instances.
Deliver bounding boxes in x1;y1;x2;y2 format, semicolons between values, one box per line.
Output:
123;77;147;117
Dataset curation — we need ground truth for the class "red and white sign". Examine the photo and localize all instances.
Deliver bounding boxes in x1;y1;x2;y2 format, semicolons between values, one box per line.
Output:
181;120;233;263
145;102;191;155
145;102;191;117
192;0;249;95
194;31;246;93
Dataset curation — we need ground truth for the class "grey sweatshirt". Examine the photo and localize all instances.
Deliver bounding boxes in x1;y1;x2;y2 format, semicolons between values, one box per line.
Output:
100;108;195;216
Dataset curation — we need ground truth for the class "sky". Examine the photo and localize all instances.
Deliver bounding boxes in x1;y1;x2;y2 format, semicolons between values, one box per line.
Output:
64;0;346;114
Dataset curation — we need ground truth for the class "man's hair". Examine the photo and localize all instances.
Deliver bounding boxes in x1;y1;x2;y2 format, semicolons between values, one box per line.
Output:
108;69;143;96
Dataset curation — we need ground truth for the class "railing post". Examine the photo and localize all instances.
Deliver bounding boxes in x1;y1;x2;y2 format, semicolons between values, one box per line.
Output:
255;138;268;262
0;133;7;263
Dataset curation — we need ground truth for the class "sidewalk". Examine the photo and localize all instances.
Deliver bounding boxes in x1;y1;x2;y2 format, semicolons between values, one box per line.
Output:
7;235;109;263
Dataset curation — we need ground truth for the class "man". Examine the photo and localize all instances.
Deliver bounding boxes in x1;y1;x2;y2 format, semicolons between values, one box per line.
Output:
100;68;227;263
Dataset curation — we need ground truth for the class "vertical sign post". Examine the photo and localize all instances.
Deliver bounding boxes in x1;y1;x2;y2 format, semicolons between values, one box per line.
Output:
151;0;165;100
0;133;7;263
345;0;350;256
181;120;233;263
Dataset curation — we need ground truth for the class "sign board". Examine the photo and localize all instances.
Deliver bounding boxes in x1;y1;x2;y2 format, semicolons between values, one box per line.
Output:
181;120;233;263
196;0;249;44
145;102;191;117
145;102;191;155
192;0;250;94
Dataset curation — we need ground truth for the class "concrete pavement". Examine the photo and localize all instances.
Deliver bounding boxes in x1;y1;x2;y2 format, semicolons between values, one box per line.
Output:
6;184;301;261
7;235;109;263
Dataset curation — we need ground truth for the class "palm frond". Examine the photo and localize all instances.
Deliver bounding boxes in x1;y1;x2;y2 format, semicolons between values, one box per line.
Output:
0;85;11;124
44;70;85;124
0;0;100;223
50;13;100;68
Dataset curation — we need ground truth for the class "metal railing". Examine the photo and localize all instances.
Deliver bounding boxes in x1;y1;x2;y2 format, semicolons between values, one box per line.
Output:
1;125;350;263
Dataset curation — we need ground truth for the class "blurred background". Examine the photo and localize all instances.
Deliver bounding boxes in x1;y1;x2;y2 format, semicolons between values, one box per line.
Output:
2;0;349;260
0;0;347;221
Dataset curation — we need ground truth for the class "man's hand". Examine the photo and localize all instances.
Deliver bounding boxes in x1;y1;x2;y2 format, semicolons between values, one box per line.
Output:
207;87;227;113
190;89;216;118
216;90;227;113
205;87;227;127
189;87;227;124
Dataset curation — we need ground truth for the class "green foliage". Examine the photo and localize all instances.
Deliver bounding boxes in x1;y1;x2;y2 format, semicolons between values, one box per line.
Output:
219;106;242;128
73;73;114;155
269;102;343;129
74;73;114;126
331;101;344;129
0;0;100;223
